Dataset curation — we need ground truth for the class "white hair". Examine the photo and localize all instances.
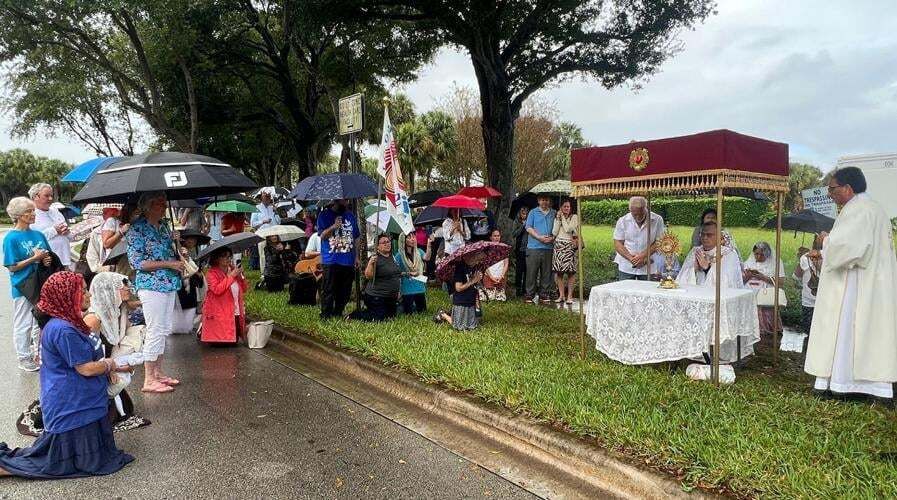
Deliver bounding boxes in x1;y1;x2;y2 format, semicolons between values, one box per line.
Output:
6;196;35;221
137;191;166;212
629;196;647;208
28;183;53;199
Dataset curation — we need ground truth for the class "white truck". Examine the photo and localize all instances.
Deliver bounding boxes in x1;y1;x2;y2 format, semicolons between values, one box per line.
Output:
835;153;897;218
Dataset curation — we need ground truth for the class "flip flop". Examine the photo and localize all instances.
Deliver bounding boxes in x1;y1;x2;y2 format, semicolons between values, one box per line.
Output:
141;383;174;394
158;377;180;386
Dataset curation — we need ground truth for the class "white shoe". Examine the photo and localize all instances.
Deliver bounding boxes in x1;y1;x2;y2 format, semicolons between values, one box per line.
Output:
18;359;40;372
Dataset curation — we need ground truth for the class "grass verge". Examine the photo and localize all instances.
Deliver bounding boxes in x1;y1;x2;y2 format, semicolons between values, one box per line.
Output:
245;281;897;498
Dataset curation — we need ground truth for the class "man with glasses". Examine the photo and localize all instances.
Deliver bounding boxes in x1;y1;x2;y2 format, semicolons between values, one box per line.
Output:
675;221;744;289
805;167;897;403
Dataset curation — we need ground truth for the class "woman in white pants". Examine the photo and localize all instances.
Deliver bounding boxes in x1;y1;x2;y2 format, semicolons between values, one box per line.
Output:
126;192;185;394
2;197;53;372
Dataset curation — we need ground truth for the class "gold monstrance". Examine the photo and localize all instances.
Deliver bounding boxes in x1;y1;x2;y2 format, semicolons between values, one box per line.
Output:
657;233;681;289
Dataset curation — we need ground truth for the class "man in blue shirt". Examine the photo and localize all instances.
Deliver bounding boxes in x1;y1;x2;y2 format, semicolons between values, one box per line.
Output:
317;199;360;318
524;195;556;303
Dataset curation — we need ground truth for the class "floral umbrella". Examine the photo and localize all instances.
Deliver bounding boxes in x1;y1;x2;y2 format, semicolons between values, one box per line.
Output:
528;179;571;195
436;240;510;282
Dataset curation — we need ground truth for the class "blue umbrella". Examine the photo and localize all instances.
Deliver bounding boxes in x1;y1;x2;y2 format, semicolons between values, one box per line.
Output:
62;156;124;183
290;173;378;201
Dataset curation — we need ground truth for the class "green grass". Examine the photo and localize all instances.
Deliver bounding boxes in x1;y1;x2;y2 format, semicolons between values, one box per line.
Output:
244;227;897;498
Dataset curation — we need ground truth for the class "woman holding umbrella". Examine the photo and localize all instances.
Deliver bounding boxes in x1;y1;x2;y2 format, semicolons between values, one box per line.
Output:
126;192;184;394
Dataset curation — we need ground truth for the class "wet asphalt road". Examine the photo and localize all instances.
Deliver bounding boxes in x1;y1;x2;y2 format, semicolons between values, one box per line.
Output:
0;230;534;499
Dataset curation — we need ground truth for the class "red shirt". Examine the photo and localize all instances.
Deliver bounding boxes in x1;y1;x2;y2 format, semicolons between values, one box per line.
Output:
221;213;246;236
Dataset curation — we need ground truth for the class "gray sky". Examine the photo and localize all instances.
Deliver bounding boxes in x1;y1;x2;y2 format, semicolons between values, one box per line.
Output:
2;0;895;171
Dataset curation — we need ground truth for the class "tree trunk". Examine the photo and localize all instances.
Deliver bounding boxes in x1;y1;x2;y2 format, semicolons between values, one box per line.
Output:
471;49;517;236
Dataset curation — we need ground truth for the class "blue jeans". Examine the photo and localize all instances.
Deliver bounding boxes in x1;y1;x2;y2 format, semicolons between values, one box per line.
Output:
617;271;649;281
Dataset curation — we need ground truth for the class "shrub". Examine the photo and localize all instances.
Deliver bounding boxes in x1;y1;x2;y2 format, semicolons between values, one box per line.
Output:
580;197;772;227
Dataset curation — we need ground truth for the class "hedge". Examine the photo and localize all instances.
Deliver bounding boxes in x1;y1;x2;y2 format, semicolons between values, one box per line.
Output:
580;197;773;227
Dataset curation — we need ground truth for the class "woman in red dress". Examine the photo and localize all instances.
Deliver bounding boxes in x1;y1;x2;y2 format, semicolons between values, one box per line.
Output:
200;247;247;344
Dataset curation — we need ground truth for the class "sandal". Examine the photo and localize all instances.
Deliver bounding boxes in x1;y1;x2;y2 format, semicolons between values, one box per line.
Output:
433;310;446;324
566;299;575;305
142;381;175;393
554;297;564;303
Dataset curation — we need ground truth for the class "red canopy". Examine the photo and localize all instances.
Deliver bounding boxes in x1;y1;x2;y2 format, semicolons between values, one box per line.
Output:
433;195;486;210
457;186;502;198
571;129;788;184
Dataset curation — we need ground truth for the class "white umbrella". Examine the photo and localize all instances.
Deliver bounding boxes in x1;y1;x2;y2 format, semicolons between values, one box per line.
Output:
81;203;122;218
256;224;304;242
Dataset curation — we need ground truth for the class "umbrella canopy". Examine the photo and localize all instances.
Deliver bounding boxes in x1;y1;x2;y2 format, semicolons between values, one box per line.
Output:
256;224;304;242
408;189;450;208
457;186;502;199
414;206;484;226
508;193;538;218
72;152;256;204
69;216;104;242
201;193;256;205
364;204;405;235
763;209;835;233
529;179;571;195
435;240;511;282
250;186;290;199
433;195;485;210
205;200;258;213
196;232;262;261
290;172;378;201
103;243;127;267
62;156;124;183
81;203;123;218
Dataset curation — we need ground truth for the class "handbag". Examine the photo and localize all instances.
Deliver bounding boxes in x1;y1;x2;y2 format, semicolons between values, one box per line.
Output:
246;320;274;349
756;287;787;307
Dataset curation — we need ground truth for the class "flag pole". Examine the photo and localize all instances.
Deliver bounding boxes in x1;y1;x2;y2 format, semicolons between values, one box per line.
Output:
373;97;390;285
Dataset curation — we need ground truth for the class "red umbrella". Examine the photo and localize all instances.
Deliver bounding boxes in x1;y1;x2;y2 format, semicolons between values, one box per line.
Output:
436;240;511;282
457;186;502;198
433;195;486;210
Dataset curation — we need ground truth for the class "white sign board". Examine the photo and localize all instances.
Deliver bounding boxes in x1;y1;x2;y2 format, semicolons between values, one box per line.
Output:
836;153;897;218
338;93;364;135
801;187;837;218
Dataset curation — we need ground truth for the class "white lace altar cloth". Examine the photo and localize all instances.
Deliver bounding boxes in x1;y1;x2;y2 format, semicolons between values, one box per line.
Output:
587;280;760;365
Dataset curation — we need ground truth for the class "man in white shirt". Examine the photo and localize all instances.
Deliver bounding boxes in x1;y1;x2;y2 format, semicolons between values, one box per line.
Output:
251;191;281;272
613;196;665;280
302;232;321;260
28;183;73;267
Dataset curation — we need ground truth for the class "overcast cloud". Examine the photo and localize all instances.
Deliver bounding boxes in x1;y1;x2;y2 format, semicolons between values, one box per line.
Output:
2;0;895;171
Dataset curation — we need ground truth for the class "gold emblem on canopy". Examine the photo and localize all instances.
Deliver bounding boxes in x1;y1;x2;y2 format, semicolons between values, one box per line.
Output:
629;147;649;172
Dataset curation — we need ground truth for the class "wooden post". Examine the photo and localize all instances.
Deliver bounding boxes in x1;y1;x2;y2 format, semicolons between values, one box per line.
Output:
773;191;784;367
577;193;586;359
713;187;723;385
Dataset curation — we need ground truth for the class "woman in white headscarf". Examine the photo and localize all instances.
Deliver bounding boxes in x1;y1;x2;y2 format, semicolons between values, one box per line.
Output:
84;272;146;426
743;241;786;335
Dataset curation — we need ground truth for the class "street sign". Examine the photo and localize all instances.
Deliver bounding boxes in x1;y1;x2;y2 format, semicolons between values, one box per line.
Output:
801;187;837;218
338;93;364;135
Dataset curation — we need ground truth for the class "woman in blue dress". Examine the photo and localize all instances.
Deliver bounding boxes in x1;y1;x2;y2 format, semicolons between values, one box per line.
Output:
0;271;134;478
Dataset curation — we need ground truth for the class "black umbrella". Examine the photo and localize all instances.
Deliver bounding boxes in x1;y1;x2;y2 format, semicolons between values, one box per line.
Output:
413;205;484;226
179;228;212;246
72;152;257;204
196;232;262;261
170;199;203;209
290;173;378;201
763;209;835;233
508;192;538;218
408;189;450;208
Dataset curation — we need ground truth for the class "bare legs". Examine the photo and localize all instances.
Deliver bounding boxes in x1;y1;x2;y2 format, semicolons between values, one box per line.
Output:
555;273;577;304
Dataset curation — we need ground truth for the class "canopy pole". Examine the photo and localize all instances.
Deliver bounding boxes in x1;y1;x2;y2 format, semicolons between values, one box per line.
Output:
646;193;652;278
713;187;723;386
773;191;783;367
577;193;585;360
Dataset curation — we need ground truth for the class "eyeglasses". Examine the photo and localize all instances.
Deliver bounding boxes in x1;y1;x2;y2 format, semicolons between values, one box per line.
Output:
827;184;843;193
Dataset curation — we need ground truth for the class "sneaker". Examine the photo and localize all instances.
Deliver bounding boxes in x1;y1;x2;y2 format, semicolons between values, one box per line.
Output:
18;359;40;372
523;297;535;304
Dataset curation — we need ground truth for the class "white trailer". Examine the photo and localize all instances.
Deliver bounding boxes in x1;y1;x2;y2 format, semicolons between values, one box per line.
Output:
835;153;897;218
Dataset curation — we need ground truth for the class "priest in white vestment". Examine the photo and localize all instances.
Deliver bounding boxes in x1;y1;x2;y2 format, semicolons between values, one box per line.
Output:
805;167;897;401
677;221;755;362
677;221;744;289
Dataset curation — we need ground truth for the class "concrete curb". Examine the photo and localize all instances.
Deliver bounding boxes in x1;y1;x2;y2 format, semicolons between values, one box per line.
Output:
263;323;712;499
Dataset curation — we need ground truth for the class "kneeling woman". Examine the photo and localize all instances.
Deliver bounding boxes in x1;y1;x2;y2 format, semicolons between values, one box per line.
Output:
348;234;401;321
201;247;247;344
0;272;134;478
